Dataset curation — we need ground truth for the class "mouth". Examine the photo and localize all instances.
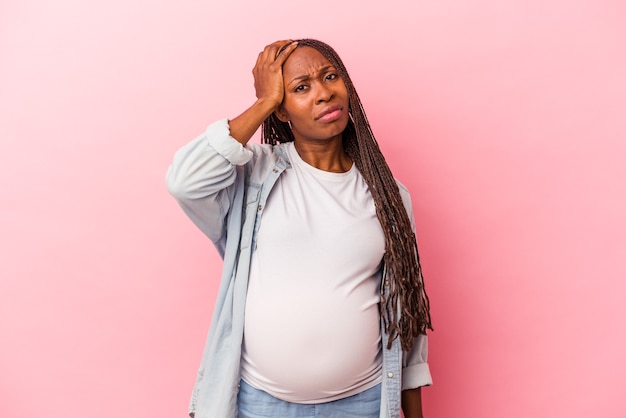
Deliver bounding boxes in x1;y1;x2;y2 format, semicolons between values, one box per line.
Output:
315;104;343;122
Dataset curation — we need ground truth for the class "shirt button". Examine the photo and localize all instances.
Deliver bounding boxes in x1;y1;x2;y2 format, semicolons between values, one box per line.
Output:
387;372;394;378
258;205;263;211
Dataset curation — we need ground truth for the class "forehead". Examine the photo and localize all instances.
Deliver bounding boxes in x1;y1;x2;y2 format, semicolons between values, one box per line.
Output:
283;46;333;78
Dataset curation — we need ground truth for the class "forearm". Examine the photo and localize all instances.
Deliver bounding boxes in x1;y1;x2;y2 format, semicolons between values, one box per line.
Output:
228;40;299;145
228;99;278;145
401;387;423;418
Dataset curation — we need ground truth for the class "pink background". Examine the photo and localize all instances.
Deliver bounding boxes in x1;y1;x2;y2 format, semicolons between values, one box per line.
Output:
1;0;625;417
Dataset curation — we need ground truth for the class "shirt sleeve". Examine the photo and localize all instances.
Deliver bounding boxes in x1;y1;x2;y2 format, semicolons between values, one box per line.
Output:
204;119;254;166
165;118;252;248
402;334;433;389
396;180;433;390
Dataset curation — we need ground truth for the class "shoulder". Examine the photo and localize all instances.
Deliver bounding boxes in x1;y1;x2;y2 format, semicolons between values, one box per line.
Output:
395;178;411;198
246;142;291;165
246;142;289;158
243;142;292;183
394;178;413;214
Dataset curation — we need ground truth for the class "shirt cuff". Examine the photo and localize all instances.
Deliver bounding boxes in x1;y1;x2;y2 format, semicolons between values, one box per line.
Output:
402;362;433;390
205;118;253;166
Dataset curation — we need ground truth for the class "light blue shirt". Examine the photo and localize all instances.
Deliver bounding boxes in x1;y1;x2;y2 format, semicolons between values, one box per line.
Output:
166;119;432;418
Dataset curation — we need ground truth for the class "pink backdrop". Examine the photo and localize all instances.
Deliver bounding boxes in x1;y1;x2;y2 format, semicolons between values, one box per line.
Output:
1;1;625;417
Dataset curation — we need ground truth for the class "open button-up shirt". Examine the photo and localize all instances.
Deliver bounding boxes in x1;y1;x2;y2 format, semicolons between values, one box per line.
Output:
166;119;432;418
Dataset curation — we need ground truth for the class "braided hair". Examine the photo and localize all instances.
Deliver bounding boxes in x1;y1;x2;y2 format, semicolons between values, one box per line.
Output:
262;39;432;351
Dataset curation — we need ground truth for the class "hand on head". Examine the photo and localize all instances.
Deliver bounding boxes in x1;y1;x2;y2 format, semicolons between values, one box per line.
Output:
253;40;298;110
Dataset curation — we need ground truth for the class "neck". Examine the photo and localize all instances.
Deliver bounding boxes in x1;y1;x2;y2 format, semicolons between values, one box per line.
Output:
293;137;352;172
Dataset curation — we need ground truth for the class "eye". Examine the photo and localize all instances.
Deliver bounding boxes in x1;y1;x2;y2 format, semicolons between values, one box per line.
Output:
325;73;338;81
294;84;308;92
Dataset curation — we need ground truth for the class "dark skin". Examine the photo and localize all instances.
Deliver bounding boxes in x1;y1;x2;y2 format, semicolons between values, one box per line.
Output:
229;39;425;418
402;387;424;418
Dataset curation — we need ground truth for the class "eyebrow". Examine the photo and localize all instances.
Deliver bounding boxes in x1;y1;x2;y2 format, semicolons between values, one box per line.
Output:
288;66;335;86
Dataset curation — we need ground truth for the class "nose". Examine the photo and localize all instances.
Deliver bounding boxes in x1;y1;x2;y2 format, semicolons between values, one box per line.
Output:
314;82;334;104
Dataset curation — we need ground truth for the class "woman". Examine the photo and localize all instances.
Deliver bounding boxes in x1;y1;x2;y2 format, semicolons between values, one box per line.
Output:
167;38;433;418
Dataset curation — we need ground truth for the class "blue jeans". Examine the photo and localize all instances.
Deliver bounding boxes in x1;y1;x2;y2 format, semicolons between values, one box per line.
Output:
237;380;381;418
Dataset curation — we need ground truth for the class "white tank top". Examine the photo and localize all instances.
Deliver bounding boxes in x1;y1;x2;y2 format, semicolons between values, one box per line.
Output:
240;142;385;403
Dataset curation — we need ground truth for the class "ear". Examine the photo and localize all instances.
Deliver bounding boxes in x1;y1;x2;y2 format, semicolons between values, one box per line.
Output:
274;105;290;123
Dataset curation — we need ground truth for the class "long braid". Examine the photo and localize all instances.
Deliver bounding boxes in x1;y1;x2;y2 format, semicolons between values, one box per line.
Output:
262;39;432;351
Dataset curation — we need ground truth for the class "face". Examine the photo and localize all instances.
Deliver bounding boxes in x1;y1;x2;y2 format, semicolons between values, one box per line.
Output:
276;46;350;144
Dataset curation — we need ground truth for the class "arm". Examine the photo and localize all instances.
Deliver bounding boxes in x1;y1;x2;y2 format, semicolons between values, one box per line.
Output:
401;333;431;418
228;40;298;145
165;40;298;246
402;387;423;418
166;119;249;246
397;185;432;417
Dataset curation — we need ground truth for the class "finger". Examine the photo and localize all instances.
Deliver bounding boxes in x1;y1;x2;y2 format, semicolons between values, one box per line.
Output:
261;40;292;57
269;39;293;48
264;40;293;58
274;41;298;64
253;40;295;75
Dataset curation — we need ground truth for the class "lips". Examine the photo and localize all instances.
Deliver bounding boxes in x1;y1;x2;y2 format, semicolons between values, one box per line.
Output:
315;104;343;122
